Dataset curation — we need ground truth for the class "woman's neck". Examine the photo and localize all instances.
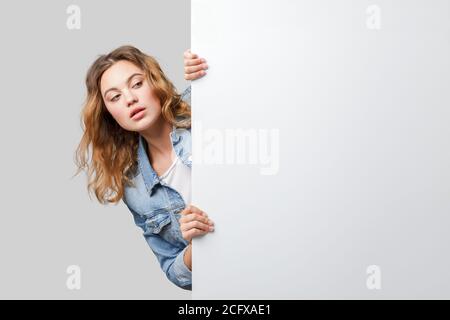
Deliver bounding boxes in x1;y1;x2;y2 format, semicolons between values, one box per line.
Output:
140;116;174;163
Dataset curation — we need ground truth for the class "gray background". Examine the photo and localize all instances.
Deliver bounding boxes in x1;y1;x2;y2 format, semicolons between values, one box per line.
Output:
0;0;191;299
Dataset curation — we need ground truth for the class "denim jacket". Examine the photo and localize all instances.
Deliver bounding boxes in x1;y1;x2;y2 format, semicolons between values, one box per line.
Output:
122;87;193;290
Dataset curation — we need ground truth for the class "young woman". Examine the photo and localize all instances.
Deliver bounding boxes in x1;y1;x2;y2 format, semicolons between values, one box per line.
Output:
75;45;211;290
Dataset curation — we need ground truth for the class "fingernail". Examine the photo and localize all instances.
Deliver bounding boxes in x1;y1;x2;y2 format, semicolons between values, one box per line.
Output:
201;58;206;62
209;226;215;231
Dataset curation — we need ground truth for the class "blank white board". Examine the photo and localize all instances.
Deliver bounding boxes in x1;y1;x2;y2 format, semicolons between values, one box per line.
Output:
191;0;450;299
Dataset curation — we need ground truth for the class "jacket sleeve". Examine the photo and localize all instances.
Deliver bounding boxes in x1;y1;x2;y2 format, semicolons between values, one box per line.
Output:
126;203;192;290
181;86;191;105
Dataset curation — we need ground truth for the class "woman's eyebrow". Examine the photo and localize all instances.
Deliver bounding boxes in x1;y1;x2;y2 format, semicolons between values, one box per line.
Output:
103;73;144;98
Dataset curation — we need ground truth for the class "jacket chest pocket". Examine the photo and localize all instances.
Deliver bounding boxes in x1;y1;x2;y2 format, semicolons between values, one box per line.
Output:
144;213;171;234
143;211;188;248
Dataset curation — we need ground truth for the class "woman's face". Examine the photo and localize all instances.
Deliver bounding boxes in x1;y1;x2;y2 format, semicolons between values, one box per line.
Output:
100;60;162;132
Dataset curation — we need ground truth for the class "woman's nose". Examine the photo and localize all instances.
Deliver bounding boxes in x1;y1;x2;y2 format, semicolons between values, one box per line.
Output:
124;89;138;106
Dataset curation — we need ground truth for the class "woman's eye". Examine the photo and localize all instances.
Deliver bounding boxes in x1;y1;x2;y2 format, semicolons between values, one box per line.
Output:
133;81;142;88
111;94;120;102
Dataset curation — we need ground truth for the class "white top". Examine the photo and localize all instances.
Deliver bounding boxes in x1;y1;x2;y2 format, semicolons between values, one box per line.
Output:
158;153;191;205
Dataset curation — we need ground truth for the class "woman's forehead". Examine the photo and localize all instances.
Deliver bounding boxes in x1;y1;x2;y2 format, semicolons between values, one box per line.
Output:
100;60;144;91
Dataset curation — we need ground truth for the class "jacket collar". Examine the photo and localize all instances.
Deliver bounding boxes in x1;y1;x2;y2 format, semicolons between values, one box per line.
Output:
137;125;182;195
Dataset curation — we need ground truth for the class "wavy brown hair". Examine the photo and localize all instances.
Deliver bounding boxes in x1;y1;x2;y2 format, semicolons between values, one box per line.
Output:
75;45;191;204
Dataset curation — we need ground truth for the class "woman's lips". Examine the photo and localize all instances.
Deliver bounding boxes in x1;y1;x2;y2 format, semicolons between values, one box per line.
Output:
131;108;146;120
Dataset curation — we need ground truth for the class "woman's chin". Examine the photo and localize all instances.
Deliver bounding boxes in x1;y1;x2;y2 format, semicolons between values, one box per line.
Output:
131;116;156;132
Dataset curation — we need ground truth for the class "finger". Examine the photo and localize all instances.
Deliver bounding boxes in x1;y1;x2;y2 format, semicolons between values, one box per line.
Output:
183;50;198;59
180;212;211;225
183;49;191;58
184;64;208;74
187;204;207;216
180;211;213;225
183;228;209;241
180;204;208;216
180;220;214;232
184;70;207;81
180;204;195;215
184;58;206;67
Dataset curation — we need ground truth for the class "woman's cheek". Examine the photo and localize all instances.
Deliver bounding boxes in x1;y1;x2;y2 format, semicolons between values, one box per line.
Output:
108;108;128;129
118;114;131;129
